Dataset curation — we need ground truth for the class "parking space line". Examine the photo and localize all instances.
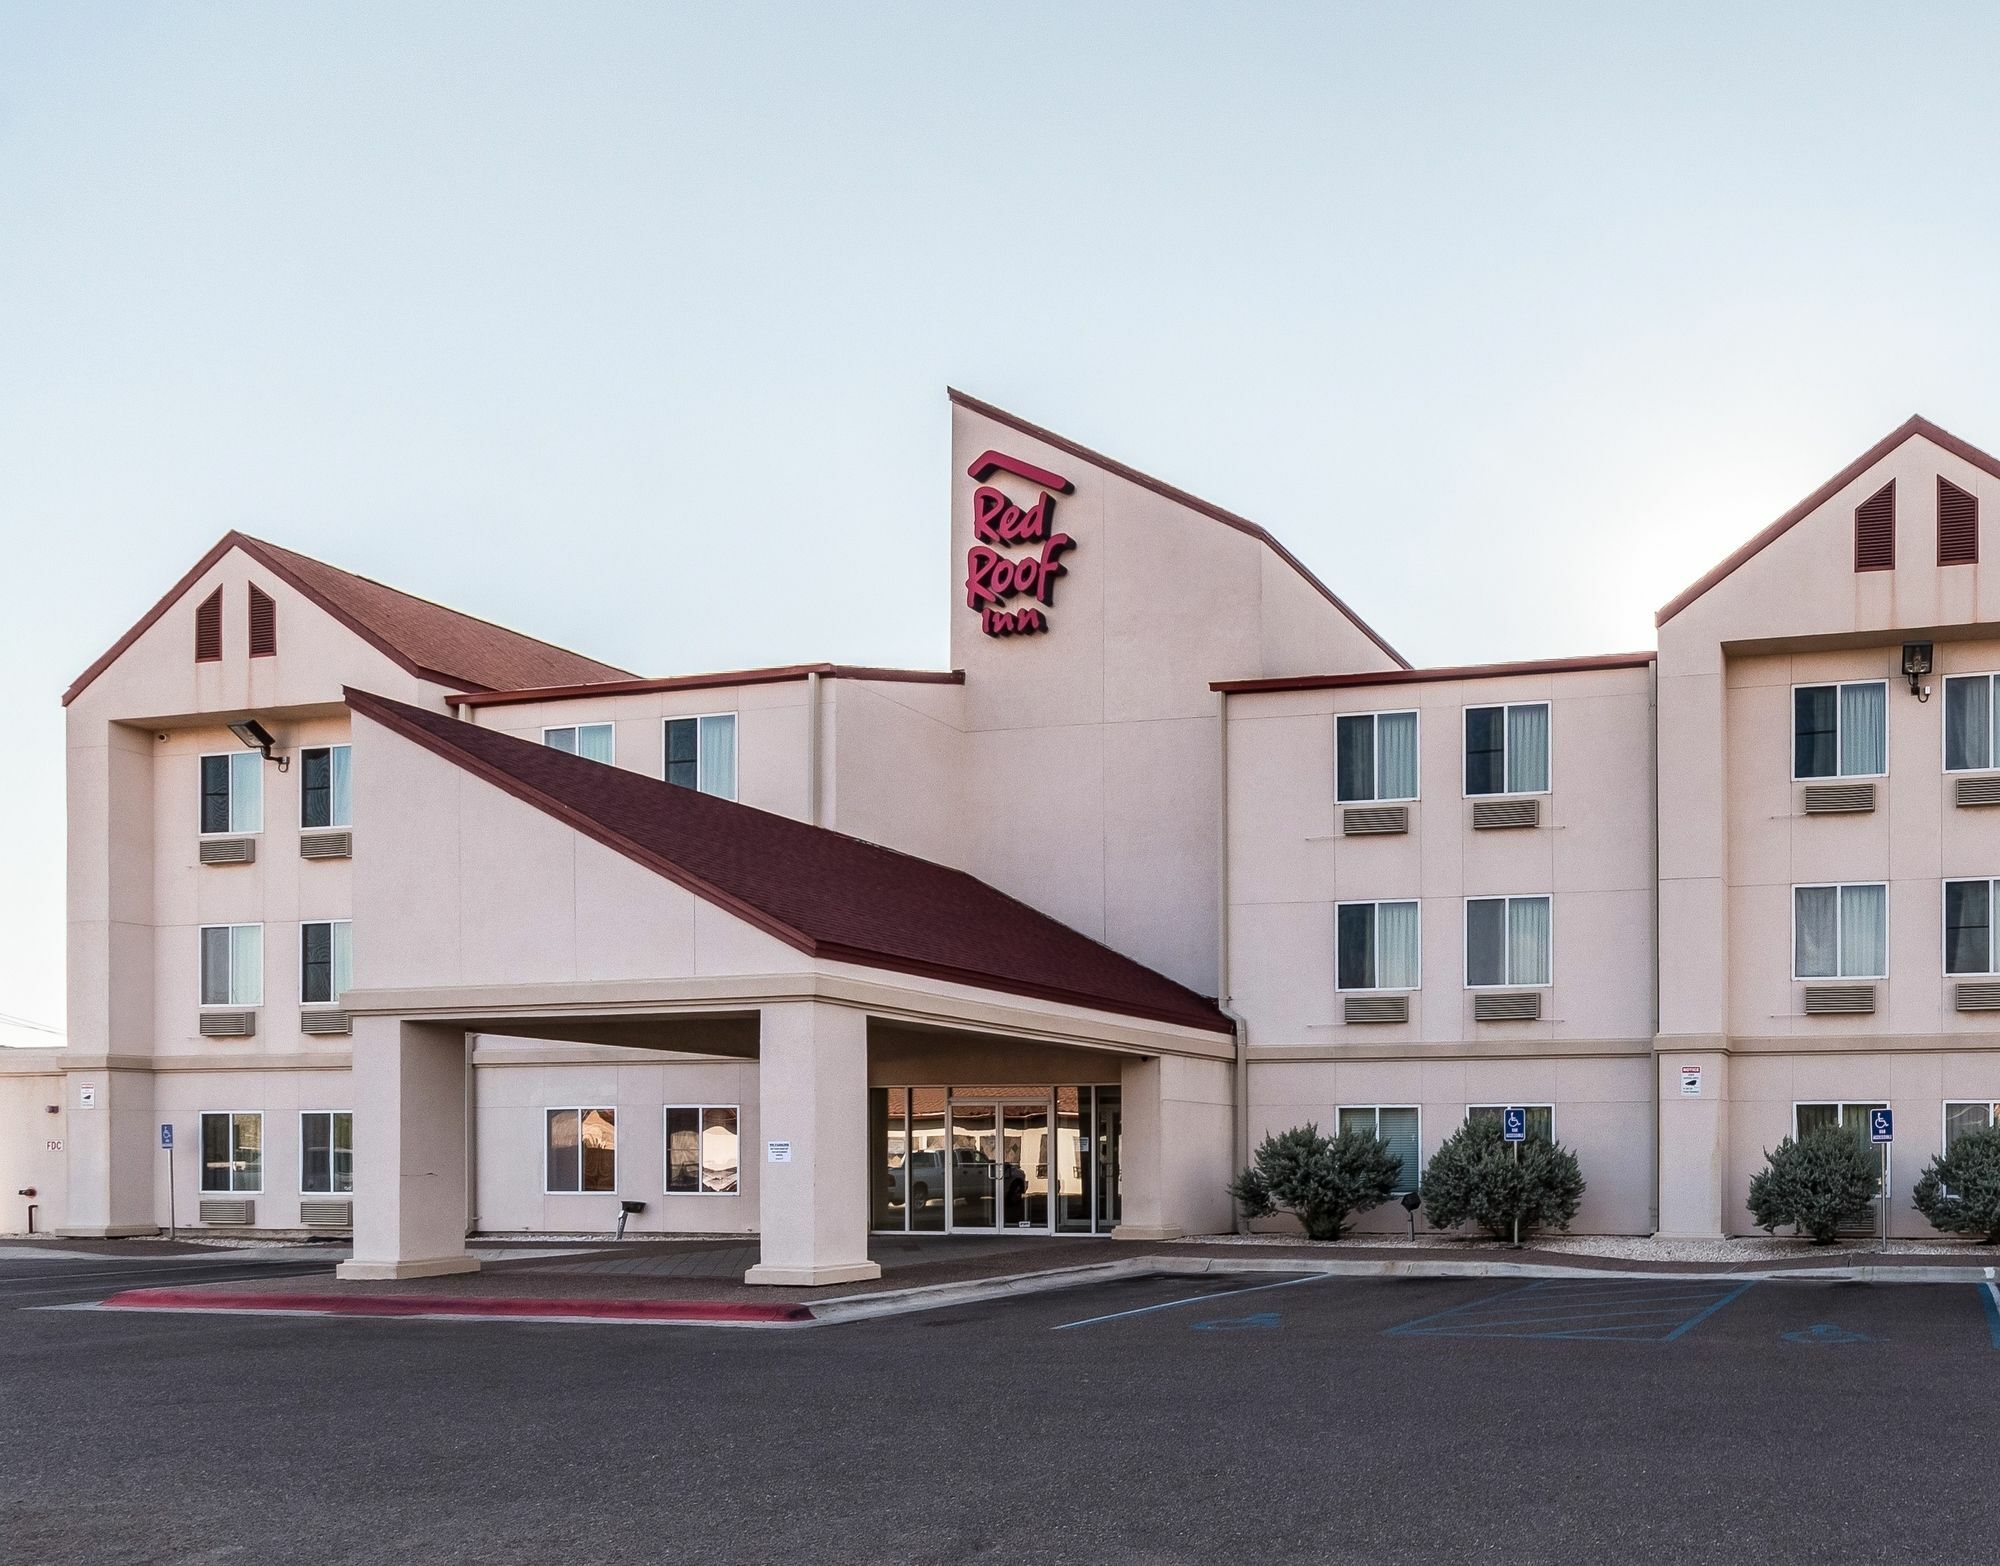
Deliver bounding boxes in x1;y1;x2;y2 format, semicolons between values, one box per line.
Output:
1662;1282;1755;1340
1385;1279;1755;1343
1052;1274;1325;1331
1981;1283;2000;1348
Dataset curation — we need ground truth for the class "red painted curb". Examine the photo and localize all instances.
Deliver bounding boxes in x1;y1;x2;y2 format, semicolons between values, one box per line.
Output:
98;1288;814;1323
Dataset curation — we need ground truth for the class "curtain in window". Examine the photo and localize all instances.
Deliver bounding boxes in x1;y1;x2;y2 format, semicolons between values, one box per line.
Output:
199;927;230;1006
1507;897;1551;986
228;750;263;833
1336;904;1375;990
546;1108;581;1192
699;715;737;799
1377;712;1418;800
329;745;352;826
332;1111;353;1193
545;728;578;755
1376;901;1420;989
331;922;353;998
1465;899;1508;986
1464;708;1505;795
1506;705;1549;794
702;1107;740;1193
1945;1101;1995;1150
1839;683;1886;777
1794;687;1838;778
229;924;262;1005
665;719;698;788
1838;883;1886;977
1945;678;1991;771
1375;1107;1419;1193
1794;886;1838;978
1945;881;1992;975
576;725;615;764
1335;715;1375;803
200;756;230;834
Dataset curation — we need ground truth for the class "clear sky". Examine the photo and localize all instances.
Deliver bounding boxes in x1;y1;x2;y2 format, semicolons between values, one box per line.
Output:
6;1;2000;1033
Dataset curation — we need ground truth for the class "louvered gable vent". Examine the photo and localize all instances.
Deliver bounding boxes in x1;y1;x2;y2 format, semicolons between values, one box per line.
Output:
248;583;277;657
1938;476;1978;566
1854;480;1895;572
194;587;223;663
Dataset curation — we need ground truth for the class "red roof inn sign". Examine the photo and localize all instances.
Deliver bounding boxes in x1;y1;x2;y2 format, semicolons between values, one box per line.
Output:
964;450;1076;637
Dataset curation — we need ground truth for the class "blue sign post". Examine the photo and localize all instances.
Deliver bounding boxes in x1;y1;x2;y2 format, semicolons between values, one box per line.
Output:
1502;1107;1528;1143
160;1124;175;1241
1869;1109;1893;1247
159;1123;173;1149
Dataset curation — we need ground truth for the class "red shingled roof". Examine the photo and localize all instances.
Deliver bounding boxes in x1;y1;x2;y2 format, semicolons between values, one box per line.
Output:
347;688;1231;1035
65;532;632;705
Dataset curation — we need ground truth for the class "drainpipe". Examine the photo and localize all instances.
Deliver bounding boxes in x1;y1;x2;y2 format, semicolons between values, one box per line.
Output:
1647;660;1662;1236
1217;688;1251;1235
806;670;822;826
464;1035;479;1237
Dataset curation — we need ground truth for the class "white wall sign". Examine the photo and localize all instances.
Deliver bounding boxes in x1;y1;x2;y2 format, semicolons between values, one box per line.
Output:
766;1140;793;1164
78;1086;97;1110
1679;1066;1702;1098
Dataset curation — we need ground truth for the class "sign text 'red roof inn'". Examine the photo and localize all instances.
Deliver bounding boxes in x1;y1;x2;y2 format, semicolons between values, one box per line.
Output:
963;450;1075;637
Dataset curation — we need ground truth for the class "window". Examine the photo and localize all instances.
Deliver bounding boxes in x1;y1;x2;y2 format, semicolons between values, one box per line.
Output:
199;751;263;834
1336;1106;1419;1194
199;1111;262;1192
1336;711;1419;803
1795;1103;1888;1194
1945;880;1998;976
543;724;614;764
1793;884;1887;980
199;924;263;1007
1335;901;1420;991
1468;1104;1555;1143
300;745;352;828
1464;703;1549;796
665;1106;741;1194
1943;675;2000;773
300;921;353;1005
664;714;737;799
300;1110;353;1194
546;1107;617;1193
1465;896;1551;987
1946;1101;2000;1151
1792;681;1886;779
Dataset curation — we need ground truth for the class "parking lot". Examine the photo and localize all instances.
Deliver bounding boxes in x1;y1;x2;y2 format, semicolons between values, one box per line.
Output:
4;1252;1999;1564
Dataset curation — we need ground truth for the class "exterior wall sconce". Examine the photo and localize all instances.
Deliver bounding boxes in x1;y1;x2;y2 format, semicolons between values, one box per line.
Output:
1902;642;1934;702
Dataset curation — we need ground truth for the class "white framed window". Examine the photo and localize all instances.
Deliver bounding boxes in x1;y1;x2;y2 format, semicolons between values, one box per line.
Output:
1335;900;1420;991
664;714;737;800
1467;1103;1555;1143
1336;1105;1420;1194
546;1107;616;1193
1792;680;1887;780
1944;880;1999;976
1464;896;1551;988
1943;674;2000;773
199;1110;263;1193
299;744;352;828
543;723;615;764
299;920;353;1005
300;1110;353;1194
1793;1102;1888;1194
665;1105;741;1194
1793;883;1887;979
1463;702;1549;797
1335;711;1419;803
199;751;263;834
198;924;263;1007
1945;1100;2000;1151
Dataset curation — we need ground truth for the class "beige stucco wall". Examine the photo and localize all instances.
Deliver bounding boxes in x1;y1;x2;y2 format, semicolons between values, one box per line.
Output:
0;1067;69;1235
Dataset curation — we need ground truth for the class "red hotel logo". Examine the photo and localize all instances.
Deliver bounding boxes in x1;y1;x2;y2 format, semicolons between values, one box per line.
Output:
963;449;1076;637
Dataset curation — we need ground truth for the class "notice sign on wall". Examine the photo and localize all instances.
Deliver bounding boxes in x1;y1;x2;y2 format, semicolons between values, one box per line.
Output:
1680;1066;1702;1098
766;1140;793;1164
78;1086;97;1110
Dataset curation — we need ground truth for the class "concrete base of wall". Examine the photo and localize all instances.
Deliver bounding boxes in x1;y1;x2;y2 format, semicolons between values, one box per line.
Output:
743;1260;882;1287
1111;1224;1186;1241
55;1224;160;1239
337;1255;481;1281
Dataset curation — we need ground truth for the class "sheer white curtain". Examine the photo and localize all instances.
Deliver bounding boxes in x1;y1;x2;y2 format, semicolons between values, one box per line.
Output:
1945;676;1992;772
1375;1107;1420;1193
229;924;263;1005
330;922;353;997
329;745;353;827
1794;886;1838;978
1376;901;1420;989
1839;883;1887;977
576;725;615;764
1376;712;1419;800
699;714;738;799
1839;683;1886;776
1506;704;1549;793
1507;897;1551;986
228;750;263;833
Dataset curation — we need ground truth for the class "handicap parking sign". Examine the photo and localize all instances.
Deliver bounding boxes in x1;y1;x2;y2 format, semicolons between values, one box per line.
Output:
1869;1108;1894;1144
1502;1107;1527;1143
160;1123;173;1149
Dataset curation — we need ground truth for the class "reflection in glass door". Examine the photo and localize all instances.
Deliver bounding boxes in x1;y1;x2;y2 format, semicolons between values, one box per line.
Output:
948;1102;1001;1231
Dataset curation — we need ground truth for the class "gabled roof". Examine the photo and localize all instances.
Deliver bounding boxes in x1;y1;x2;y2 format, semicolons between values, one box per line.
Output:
1657;415;2000;628
64;532;633;705
347;688;1232;1035
947;388;1411;670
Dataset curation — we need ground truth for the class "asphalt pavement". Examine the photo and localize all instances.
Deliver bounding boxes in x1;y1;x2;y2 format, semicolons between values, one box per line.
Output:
3;1252;1997;1565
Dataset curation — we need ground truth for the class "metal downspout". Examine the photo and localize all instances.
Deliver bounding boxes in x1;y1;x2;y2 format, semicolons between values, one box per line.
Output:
1648;660;1662;1236
806;670;822;826
1218;688;1250;1235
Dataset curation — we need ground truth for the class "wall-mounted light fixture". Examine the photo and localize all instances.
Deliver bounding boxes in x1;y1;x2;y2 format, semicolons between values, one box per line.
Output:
1902;642;1934;702
227;718;290;771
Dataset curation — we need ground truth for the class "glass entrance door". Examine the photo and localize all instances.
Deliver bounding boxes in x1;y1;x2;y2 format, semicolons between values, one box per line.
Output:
947;1099;1051;1233
947;1101;1001;1231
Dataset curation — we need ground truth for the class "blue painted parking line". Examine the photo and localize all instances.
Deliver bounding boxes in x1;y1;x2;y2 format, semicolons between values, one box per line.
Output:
1053;1274;1325;1331
1981;1283;2000;1348
1385;1279;1755;1342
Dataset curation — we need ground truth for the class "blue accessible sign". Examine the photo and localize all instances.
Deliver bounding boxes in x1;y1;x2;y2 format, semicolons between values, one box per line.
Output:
160;1123;173;1149
1869;1108;1894;1144
1502;1107;1528;1143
